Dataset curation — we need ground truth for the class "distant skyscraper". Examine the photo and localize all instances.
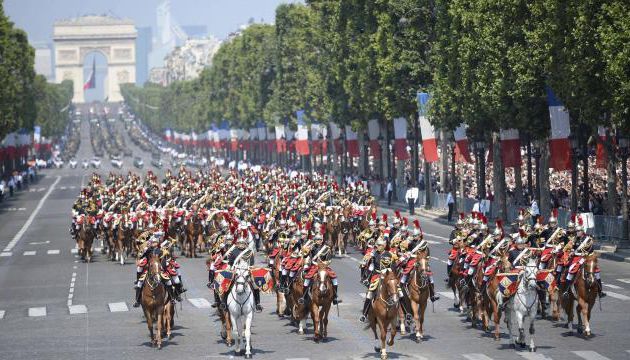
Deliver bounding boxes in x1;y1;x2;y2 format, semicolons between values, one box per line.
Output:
33;43;53;81
136;27;152;85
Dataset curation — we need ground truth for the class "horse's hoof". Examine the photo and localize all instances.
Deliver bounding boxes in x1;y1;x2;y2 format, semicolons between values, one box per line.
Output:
381;354;388;360
298;330;304;335
584;331;591;337
374;347;381;352
245;355;252;359
529;346;536;352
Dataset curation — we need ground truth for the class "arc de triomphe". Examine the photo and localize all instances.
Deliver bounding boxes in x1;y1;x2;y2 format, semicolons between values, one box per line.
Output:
53;15;137;103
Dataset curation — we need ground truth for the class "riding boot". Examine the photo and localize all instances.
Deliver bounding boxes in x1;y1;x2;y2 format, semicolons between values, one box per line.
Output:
253;289;263;312
174;282;185;298
280;273;288;290
167;284;181;303
359;297;371;323
133;286;142;308
445;264;452;282
207;271;215;289
212;291;221;308
563;278;574;299
429;282;440;302
332;285;342;305
596;279;607;298
178;276;187;293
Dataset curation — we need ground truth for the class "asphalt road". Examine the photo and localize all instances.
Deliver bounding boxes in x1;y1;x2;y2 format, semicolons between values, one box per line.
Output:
0;119;629;360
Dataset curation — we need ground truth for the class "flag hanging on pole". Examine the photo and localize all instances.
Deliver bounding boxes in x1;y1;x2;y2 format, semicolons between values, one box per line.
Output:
330;122;342;154
500;128;521;168
275;124;286;152
296;110;310;155
393;117;410;160
83;57;96;90
368;119;381;159
453;123;472;163
417;92;438;163
546;87;572;171
345;125;359;157
596;126;608;169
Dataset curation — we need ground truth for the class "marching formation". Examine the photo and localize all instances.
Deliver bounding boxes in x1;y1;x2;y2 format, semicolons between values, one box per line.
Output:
68;164;607;358
445;210;606;351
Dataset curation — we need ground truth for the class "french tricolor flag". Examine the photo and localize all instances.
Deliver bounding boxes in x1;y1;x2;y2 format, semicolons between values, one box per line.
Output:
500;128;521;168
219;120;230;148
368;119;381;159
191;131;198;147
164;128;172;142
296;110;310;155
596;126;608;169
345;125;359;157
275;124;286;152
453;123;472;163
330;122;342;154
393;117;410;160
230;129;240;151
266;127;275;152
417;92;438;163
311;122;327;155
546;87;572;171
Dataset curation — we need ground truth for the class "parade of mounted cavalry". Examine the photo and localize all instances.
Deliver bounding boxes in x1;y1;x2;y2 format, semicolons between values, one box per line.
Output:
1;0;630;359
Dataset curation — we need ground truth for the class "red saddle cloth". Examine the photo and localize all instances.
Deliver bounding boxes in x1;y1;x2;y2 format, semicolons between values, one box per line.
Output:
304;265;337;279
448;248;458;261
540;247;554;263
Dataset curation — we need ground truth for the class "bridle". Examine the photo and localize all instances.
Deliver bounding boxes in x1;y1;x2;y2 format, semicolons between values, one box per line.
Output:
377;270;399;308
230;266;253;315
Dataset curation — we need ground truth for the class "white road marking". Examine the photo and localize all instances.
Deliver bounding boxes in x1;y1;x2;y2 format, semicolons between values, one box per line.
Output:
3;176;60;252
286;358;310;360
426;240;440;244
60;186;67;190
462;354;494;360
605;291;630;301
37;187;46;192
188;298;211;309
603;284;622;289
70;249;78;254
23;251;36;256
28;307;47;317
425;233;449;241
430;256;448;264
18;207;25;211
572;351;611;360
95;247;102;252
108;302;129;312
438;291;455;299
0;310;5;319
47;249;60;255
518;354;553;360
0;252;12;257
343;254;361;263
29;241;50;245
68;305;87;315
617;279;630;284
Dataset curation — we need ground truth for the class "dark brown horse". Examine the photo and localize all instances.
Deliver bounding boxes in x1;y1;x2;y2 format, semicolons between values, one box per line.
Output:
482;254;510;340
77;216;97;262
288;270;309;335
310;262;334;342
141;250;168;349
368;270;399;360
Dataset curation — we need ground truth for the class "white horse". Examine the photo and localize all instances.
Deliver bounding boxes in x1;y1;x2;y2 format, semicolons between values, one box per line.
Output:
502;257;539;352
227;260;255;358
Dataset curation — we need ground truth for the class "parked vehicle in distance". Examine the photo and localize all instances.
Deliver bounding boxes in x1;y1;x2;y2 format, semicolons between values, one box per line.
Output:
52;157;64;169
133;157;144;169
111;158;123;169
82;159;89;169
69;158;78;169
90;157;101;169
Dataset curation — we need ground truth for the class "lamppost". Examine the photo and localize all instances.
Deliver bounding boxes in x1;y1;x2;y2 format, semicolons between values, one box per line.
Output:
340;131;346;182
472;139;487;199
532;140;542;205
378;134;385;197
569;134;580;212
618;135;629;244
408;128;418;186
319;132;324;173
363;131;370;177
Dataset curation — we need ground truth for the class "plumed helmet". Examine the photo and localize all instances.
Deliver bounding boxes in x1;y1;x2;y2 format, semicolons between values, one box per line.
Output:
379;252;393;268
549;208;558;224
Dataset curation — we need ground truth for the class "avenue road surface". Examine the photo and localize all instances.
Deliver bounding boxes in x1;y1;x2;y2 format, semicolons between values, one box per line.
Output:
0;119;629;360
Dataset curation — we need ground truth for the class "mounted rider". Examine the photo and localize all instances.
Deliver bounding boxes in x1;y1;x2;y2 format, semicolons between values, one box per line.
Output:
563;218;606;299
359;240;401;323
398;219;440;302
133;231;181;307
299;227;341;305
222;230;264;312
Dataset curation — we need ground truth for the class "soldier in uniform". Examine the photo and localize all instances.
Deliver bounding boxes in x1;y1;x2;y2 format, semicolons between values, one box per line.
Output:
222;232;264;312
563;220;606;299
359;240;401;323
133;232;180;307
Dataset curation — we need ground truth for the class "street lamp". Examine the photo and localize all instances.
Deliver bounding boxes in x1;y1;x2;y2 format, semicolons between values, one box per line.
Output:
318;132;324;172
532;140;542;205
363;131;370;178
569;133;580;212
339;131;346;181
619;135;629;245
472;140;487;199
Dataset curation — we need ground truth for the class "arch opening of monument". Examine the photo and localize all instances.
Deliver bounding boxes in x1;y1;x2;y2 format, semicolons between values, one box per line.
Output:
53;15;137;104
82;51;108;103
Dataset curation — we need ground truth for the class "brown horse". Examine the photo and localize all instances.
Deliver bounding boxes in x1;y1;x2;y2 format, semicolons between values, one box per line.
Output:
183;213;202;258
162;296;175;340
447;248;464;311
406;253;431;341
217;295;234;346
368;269;399;360
77;216;97;262
272;253;288;318
482;255;510;340
288;270;309;335
563;254;599;337
141;250;169;349
309;262;334;342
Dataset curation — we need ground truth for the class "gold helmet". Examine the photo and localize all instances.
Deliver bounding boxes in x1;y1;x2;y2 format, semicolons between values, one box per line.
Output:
379;252;393;268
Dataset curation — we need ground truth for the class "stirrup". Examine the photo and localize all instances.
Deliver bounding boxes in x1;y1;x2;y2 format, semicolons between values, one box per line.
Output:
255;304;263;313
359;315;367;323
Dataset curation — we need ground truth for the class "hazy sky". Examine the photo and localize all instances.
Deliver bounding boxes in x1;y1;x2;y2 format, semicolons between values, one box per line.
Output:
5;0;301;44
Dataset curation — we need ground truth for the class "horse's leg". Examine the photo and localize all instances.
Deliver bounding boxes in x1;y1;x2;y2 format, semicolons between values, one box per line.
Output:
515;310;525;348
506;305;516;349
398;304;406;336
231;314;241;354
144;308;154;345
565;297;574;331
225;311;233;346
387;314;397;348
491;296;501;341
379;320;388;360
419;297;427;340
245;312;253;358
410;299;419;340
299;317;306;335
529;312;536;352
156;306;163;349
585;297;595;337
322;304;329;339
371;318;380;353
311;303;320;341
576;301;584;334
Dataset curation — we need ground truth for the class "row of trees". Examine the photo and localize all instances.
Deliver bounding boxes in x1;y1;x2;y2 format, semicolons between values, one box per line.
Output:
0;3;73;142
122;1;629;221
